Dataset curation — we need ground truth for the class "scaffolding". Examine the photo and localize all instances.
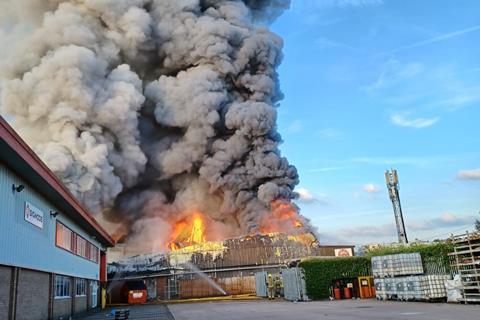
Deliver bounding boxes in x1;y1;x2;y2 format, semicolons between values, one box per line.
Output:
449;231;480;303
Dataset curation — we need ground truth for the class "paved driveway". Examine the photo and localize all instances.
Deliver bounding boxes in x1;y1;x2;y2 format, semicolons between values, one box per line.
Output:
168;299;480;320
76;304;174;320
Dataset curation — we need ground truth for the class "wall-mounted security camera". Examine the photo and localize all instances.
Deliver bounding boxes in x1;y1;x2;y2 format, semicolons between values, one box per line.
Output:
50;211;59;218
12;184;25;193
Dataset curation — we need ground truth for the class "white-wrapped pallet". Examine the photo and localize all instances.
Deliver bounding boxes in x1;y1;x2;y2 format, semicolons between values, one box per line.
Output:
424;275;449;299
404;276;425;300
398;253;423;276
384;275;449;301
371;253;423;277
372;256;383;278
382;255;395;277
384;278;397;299
371;252;448;302
374;278;387;300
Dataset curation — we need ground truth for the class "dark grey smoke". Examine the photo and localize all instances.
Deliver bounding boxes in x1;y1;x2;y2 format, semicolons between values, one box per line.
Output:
0;0;301;252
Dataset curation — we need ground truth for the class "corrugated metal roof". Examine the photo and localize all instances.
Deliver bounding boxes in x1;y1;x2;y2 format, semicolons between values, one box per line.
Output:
0;116;114;247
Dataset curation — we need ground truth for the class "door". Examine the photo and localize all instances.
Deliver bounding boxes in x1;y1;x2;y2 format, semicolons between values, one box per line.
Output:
146;278;157;300
255;271;268;297
91;281;98;308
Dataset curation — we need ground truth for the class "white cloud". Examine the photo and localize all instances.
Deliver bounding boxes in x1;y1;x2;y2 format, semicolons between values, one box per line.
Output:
363;183;381;193
296;188;316;203
315;37;360;53
285;120;303;134
309;166;345;173
365;59;425;92
383;25;480;55
350;154;471;167
390;113;439;128
315;128;344;140
334;213;475;240
304;0;383;8
296;188;331;205
337;223;395;238
407;213;475;231
457;168;480;180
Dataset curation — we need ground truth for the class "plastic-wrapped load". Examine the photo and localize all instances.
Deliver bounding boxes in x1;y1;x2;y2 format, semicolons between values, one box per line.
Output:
445;275;463;302
379;275;449;301
374;278;387;300
384;278;397;299
371;256;383;278
371;253;424;277
425;275;450;299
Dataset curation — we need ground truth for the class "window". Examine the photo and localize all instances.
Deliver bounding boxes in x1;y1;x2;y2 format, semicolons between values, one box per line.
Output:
89;243;99;263
76;236;87;258
56;222;72;251
76;279;87;296
55;275;71;298
55;221;100;264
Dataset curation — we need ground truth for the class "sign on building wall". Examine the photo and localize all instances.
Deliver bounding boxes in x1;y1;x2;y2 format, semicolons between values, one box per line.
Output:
334;248;353;257
24;201;44;229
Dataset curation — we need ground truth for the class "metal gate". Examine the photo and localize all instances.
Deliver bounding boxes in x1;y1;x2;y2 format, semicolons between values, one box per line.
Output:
255;271;268;297
282;268;309;301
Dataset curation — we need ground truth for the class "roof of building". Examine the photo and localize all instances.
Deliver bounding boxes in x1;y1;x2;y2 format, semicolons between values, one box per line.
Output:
0;116;114;247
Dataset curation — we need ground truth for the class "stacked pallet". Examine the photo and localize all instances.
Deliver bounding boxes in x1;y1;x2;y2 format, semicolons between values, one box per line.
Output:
372;253;423;278
449;231;480;304
372;253;449;301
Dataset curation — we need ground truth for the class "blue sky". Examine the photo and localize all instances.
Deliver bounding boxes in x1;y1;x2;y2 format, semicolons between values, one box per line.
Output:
271;0;480;244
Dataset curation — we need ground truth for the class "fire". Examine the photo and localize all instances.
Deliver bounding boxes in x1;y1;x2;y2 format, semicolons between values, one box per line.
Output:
294;220;303;228
259;200;305;234
168;212;207;251
188;216;206;244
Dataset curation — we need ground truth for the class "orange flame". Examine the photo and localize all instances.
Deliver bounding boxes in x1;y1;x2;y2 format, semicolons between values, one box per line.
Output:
168;212;207;251
259;200;304;234
294;220;303;228
188;215;206;244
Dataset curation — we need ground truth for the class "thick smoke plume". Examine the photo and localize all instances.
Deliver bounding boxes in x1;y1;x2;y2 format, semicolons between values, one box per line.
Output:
1;0;309;253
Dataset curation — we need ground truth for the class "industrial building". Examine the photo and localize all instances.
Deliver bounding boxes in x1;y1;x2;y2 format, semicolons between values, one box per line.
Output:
0;117;115;319
107;233;354;301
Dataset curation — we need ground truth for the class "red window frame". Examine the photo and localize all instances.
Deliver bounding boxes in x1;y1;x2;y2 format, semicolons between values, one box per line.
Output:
55;221;99;264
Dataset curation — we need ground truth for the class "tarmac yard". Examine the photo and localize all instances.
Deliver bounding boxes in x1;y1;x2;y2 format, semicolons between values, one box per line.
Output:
77;300;479;320
168;299;480;320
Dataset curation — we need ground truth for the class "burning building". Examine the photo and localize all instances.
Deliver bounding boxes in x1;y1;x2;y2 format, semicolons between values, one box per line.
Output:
106;215;353;301
107;231;322;300
0;0;351;301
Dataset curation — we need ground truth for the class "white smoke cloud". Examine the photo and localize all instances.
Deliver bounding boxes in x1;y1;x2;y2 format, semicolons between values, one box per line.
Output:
0;0;299;253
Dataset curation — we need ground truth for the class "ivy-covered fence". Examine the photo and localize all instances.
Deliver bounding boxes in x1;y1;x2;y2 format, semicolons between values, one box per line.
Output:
299;257;371;300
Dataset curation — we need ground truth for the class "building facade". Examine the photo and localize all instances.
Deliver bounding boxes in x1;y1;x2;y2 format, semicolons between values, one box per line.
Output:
107;233;355;301
0;117;114;320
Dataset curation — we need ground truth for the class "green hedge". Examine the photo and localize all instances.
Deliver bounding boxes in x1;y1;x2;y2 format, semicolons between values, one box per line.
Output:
299;242;453;300
299;257;370;300
364;241;453;259
364;241;453;274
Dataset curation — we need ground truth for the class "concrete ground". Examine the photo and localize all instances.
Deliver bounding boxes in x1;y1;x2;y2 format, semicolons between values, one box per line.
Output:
168;299;480;320
76;304;174;320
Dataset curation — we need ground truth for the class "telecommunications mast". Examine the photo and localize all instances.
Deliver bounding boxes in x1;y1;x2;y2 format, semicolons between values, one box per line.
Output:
385;169;408;244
